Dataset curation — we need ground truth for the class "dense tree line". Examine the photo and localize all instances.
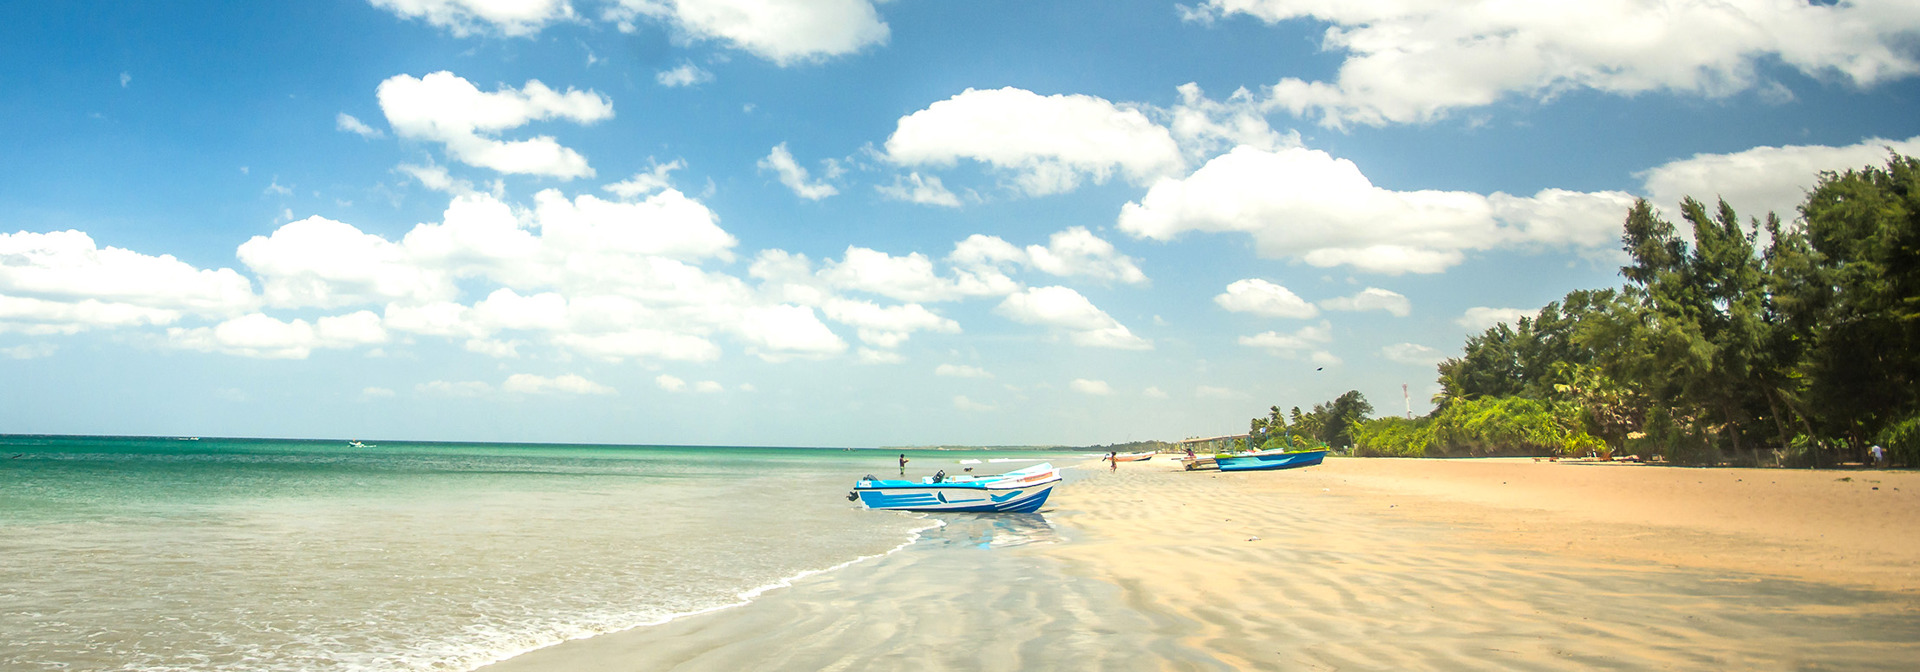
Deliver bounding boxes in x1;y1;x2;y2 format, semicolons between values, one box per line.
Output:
1254;154;1920;467
1247;390;1374;451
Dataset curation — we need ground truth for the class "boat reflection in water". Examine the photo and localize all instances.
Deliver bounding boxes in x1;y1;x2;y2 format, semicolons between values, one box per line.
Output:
919;513;1060;550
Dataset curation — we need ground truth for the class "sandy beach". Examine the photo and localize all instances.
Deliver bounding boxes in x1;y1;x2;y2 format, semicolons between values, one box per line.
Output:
481;457;1920;671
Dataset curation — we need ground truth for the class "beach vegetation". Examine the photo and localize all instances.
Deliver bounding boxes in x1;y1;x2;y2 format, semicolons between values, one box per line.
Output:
1254;154;1920;468
1249;391;1371;452
1351;396;1604;458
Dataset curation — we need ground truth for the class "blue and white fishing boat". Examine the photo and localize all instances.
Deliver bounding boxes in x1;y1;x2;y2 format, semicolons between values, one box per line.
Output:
848;463;1062;513
1216;449;1328;472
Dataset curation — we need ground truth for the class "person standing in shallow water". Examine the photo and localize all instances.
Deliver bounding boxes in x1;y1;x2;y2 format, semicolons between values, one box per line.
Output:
898;453;908;475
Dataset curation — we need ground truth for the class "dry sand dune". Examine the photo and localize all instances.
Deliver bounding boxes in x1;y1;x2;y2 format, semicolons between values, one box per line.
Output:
483;458;1920;671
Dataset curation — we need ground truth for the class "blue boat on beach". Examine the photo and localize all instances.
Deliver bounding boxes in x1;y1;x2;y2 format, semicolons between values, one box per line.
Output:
849;463;1062;513
1216;449;1329;472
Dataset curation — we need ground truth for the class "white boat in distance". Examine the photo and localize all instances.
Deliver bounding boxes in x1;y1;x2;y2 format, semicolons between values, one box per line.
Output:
849;463;1063;513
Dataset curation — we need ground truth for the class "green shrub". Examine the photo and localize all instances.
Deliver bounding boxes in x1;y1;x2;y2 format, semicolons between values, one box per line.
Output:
1354;396;1606;458
1879;414;1920;468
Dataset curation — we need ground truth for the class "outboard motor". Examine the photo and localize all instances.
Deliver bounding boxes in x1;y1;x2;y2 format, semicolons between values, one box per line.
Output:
846;491;858;501
933;469;946;483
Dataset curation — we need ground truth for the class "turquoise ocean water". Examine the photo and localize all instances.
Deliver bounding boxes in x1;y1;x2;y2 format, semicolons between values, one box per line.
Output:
0;435;1061;671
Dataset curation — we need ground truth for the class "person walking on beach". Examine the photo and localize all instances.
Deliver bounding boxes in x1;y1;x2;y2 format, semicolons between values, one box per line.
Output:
898;453;909;475
1870;444;1886;467
1108;451;1117;470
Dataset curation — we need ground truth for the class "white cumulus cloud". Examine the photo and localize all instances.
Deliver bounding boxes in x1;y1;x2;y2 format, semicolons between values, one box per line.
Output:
377;71;612;179
0;230;258;333
1641;134;1920;222
1214;278;1317;318
885;87;1185;197
1069;378;1113;396
951;227;1147;286
735;304;847;361
935;363;992;379
1382;342;1447;366
855;347;904;364
1;342;57;359
397;162;474;194
817;246;1016;303
239;216;456;309
531;188;737;262
995;286;1150;350
503;373;616;395
605;0;889;65
656;62;714;87
603;160;685;199
1239;320;1335;363
1169;82;1299;158
1119;146;1636;274
953;395;995;411
227;186;794;365
556;330;721;362
1190;0;1920;128
0;296;176;335
418;380;493;397
876;172;962;207
370;0;575;37
655;373;687;392
336;113;385;138
1320;288;1410;317
167;311;388;359
759;143;839;200
820;299;958;349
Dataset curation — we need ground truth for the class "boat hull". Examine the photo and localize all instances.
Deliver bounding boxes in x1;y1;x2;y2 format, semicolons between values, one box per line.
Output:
853;480;1059;513
1112;451;1154;462
1216;450;1328;472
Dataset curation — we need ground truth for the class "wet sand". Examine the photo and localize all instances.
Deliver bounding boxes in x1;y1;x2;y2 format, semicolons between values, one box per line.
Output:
481;457;1920;671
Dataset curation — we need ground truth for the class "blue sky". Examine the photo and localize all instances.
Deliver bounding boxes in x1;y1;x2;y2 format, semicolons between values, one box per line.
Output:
3;0;1918;446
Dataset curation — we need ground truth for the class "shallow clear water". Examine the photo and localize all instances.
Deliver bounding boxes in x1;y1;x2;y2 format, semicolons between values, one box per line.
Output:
0;436;1054;671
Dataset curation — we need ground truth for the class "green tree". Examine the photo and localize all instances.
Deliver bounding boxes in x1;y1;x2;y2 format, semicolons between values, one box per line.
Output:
1795;154;1920;461
1344;153;1920;467
1614;197;1778;460
1317;390;1374;450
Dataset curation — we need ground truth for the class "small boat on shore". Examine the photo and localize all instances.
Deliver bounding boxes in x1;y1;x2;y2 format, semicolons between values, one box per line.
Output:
848;463;1062;513
1216;449;1328;472
1111;451;1155;462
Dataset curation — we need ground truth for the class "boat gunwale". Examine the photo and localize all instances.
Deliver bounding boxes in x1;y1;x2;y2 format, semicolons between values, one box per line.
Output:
852;477;1062;492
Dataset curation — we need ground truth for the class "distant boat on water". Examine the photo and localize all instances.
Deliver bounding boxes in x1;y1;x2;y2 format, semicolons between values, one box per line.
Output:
347;440;372;448
848;463;1062;513
1216;449;1328;472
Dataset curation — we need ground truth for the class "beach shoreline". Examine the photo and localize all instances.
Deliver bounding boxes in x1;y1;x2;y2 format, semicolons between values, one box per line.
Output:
479;457;1920;671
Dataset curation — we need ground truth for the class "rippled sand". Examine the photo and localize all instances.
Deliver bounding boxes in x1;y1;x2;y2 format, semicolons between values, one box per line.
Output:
482;458;1920;671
